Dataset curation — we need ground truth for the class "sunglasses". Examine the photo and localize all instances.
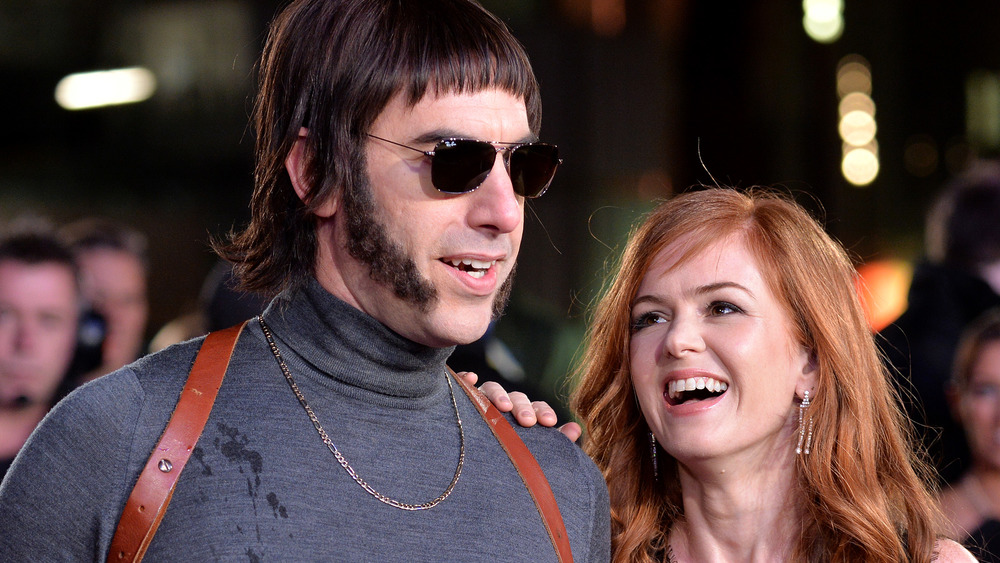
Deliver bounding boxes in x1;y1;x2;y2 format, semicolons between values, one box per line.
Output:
367;134;562;198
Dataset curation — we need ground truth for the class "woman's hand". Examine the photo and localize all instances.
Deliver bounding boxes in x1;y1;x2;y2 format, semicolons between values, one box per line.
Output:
458;372;582;442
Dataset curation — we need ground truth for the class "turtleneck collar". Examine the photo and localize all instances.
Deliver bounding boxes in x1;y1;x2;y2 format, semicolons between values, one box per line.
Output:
260;278;455;400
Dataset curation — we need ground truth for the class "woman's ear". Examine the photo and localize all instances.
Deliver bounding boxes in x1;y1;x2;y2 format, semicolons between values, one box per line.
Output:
797;349;819;396
285;128;338;218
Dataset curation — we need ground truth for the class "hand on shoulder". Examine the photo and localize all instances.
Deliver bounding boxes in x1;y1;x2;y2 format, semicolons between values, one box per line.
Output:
456;372;582;442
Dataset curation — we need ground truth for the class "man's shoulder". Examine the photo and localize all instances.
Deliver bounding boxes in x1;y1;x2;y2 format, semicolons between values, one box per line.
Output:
509;416;581;452
40;337;207;436
129;335;207;382
505;414;603;480
500;413;611;559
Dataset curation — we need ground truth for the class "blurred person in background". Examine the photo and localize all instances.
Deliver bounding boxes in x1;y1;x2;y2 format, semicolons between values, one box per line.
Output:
881;159;1000;484
940;308;1000;562
60;218;149;383
148;259;268;352
0;223;81;478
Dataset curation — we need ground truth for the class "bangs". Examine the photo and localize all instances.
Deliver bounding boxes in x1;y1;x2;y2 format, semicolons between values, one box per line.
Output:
381;0;541;131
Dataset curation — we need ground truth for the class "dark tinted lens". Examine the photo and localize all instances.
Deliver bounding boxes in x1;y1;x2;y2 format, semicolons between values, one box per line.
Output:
509;143;560;198
430;140;497;194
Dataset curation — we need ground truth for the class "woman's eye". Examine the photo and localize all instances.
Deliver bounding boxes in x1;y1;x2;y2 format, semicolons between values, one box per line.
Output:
708;301;742;316
630;312;665;332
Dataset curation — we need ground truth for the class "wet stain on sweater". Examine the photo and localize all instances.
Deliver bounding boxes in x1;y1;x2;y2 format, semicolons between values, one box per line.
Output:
214;422;266;541
215;422;264;489
266;492;288;518
191;446;213;476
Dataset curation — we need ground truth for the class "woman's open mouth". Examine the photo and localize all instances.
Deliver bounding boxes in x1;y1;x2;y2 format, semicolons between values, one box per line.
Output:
665;376;728;406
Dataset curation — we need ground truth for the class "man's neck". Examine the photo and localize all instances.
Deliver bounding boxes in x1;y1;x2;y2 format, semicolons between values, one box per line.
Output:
0;402;48;459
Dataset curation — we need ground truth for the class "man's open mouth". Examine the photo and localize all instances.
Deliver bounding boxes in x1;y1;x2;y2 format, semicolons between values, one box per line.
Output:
443;258;495;279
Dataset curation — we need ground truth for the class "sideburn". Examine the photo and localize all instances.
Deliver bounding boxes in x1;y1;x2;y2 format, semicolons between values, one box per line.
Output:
340;158;518;322
341;169;438;311
492;263;515;320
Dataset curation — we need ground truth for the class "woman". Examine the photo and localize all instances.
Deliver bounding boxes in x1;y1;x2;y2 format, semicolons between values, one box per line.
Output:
939;308;1000;561
477;187;974;562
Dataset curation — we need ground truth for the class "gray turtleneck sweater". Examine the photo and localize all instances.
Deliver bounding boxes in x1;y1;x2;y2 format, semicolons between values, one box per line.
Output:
0;280;610;561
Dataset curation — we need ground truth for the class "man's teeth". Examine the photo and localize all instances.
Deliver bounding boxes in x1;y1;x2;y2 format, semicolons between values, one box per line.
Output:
445;258;495;278
667;377;728;400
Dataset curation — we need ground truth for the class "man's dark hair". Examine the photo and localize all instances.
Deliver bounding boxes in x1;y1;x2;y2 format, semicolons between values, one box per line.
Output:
216;0;542;297
925;160;1000;272
0;220;78;278
59;217;149;271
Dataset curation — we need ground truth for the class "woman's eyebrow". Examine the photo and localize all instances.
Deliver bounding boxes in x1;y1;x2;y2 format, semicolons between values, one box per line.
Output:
694;281;754;298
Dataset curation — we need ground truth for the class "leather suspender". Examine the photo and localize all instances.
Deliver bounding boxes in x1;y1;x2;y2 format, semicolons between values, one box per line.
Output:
108;321;246;563
450;368;574;563
109;321;572;563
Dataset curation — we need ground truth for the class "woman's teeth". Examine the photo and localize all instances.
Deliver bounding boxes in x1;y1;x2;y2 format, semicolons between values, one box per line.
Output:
667;377;728;402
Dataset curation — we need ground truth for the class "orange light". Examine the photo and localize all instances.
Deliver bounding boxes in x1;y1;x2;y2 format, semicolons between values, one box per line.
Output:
855;260;913;331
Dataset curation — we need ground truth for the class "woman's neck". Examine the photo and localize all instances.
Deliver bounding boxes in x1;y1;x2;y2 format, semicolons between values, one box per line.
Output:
670;450;802;562
965;465;1000;517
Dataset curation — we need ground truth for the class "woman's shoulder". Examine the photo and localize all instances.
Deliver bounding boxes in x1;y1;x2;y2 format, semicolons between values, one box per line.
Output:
938;476;987;542
934;538;979;562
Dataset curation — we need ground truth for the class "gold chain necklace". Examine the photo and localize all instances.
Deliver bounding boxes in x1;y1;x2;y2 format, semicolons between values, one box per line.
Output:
257;315;465;511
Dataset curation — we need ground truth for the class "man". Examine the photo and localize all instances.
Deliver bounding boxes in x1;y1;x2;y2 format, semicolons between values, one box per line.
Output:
0;0;610;560
60;218;150;383
881;160;1000;484
0;226;80;478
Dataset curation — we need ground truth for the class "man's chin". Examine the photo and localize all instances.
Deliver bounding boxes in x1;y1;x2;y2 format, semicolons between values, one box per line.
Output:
410;302;497;348
439;320;494;347
490;264;516;320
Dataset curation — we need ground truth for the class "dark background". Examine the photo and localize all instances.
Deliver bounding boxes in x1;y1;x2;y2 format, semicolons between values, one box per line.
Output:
2;0;998;397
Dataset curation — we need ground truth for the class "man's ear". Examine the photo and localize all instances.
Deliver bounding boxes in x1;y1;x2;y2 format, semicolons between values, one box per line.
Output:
285;128;338;218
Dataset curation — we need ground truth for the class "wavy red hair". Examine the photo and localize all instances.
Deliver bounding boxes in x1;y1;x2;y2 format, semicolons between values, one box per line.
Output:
572;187;944;562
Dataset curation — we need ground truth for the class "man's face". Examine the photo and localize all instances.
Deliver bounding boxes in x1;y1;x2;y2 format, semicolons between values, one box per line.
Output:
76;247;148;371
312;88;529;347
0;260;80;407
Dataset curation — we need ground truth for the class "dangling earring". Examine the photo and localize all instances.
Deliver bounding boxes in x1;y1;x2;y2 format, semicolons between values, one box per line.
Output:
649;431;659;479
796;390;815;455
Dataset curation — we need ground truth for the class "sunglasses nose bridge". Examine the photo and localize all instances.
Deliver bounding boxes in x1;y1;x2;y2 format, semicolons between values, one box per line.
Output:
494;145;515;174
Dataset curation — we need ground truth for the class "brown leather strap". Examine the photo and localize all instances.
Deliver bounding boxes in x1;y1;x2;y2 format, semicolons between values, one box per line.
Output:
449;369;574;563
108;321;246;563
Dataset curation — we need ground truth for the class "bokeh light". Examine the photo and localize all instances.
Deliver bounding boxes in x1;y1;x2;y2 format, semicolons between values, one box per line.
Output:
836;56;872;98
55;67;157;110
838;91;875;117
842;145;880;186
803;0;844;43
837;55;879;186
903;134;939;177
839;110;877;146
855;260;913;331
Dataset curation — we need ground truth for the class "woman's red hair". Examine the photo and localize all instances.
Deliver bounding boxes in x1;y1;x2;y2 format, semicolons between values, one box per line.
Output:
573;187;944;562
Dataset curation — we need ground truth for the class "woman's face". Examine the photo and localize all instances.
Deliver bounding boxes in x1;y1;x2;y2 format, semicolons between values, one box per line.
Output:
958;340;1000;470
629;234;815;465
